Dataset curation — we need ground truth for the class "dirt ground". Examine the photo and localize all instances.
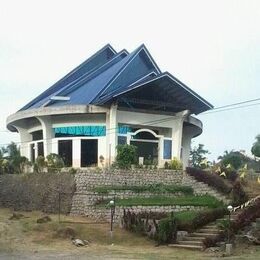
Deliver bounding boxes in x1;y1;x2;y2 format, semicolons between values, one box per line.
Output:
0;208;259;259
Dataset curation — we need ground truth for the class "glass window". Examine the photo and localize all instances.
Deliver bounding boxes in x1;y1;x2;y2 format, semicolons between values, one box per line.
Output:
163;140;172;159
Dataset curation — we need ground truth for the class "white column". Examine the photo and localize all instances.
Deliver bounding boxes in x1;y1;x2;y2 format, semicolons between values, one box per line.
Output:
106;104;118;166
72;139;81;167
171;110;189;160
158;137;164;168
37;116;54;157
15;126;32;158
182;133;193;169
52;139;58;154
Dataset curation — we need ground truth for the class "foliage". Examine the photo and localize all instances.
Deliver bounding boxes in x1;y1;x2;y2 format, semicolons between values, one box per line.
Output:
212;164;239;182
116;144;137;169
203;233;225;248
46;153;64;172
0;142;31;174
218;150;245;170
156;213;177;244
177;207;227;232
190;144;209;169
98;195;223;208
122;210;177;244
186;167;232;194
34;156;47;173
231;197;260;232
231;179;248;206
251;135;260;158
164;157;183;170
93;183;193;195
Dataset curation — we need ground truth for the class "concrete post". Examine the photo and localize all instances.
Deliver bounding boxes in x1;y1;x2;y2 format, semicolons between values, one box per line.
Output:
109;104;118;165
72;138;81;167
158;137;164;168
37;116;54;157
171;110;189;160
15;126;32;158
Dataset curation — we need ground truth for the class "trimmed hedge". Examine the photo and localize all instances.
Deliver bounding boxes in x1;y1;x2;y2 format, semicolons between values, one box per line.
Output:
93;184;193;195
186;167;232;194
98;195;223;208
177;207;227;232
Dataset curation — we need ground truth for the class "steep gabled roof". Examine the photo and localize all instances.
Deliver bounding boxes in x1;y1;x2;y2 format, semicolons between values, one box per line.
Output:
19;44;213;114
20;44;117;110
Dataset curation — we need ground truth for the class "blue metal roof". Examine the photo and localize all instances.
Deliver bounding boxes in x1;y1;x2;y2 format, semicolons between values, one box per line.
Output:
20;44;213;114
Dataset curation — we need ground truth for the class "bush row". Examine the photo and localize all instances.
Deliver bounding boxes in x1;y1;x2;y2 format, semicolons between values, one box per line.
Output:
231;196;260;232
177;207;227;232
121;210;177;244
121;207;227;244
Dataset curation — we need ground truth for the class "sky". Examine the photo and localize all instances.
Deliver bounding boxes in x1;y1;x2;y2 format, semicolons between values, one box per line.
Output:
0;0;259;161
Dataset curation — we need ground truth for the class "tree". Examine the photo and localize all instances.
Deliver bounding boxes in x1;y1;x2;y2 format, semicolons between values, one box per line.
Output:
251;134;260;159
218;150;244;170
116;144;137;169
190;144;209;168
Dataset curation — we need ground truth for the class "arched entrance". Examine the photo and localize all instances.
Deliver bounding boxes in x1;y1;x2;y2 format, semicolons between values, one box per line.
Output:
128;129;161;164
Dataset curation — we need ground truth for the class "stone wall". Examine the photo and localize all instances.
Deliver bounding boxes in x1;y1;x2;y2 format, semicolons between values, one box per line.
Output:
0;172;75;213
71;204;207;223
74;169;183;192
71;169;231;221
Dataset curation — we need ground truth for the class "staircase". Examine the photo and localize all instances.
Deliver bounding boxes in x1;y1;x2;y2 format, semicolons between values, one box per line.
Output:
168;212;239;250
169;222;224;250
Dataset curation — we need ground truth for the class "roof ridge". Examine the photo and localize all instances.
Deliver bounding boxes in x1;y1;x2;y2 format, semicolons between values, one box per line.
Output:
94;44;161;101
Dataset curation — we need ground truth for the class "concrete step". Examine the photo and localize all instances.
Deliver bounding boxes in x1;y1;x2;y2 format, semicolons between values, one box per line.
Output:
180;240;204;246
198;228;220;234
183;236;205;241
168;244;203;250
203;224;218;229
190;232;217;237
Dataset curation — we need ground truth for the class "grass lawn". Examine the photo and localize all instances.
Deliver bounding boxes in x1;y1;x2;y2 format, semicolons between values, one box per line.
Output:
93;184;194;195
98;195;223;208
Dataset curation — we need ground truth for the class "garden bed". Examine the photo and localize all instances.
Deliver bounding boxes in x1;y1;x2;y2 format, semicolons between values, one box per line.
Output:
96;195;223;208
92;184;193;195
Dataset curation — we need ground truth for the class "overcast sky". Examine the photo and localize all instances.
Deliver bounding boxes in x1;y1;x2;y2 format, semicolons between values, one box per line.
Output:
0;0;259;161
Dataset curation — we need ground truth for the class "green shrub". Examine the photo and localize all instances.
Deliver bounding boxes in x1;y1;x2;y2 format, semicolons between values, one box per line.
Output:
46;153;64;172
177;207;227;232
156;213;177;244
116;144;137;169
166;157;183;170
231;179;248;206
34;156;47;173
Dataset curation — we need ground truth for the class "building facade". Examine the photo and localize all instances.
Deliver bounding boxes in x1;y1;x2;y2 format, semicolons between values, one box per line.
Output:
6;44;213;168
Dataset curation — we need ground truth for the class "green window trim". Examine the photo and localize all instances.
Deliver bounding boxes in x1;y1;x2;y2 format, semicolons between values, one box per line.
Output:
54;125;106;137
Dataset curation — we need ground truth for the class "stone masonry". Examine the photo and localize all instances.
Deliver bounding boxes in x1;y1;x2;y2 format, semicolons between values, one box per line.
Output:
70;169;230;222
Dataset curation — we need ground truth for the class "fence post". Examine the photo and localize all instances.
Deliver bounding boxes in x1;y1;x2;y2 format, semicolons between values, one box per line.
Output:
58;190;61;223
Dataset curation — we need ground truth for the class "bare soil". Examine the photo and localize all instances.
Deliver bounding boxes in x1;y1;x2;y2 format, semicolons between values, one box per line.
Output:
0;208;259;259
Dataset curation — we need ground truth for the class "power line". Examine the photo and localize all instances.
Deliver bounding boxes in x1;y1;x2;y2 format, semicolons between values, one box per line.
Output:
206;97;260;111
201;101;260;115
